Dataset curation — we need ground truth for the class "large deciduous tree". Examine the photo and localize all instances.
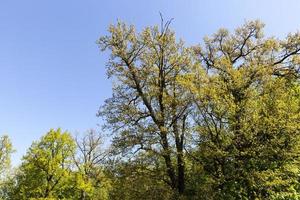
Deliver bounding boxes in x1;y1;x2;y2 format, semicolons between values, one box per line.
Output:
98;19;195;196
181;20;300;199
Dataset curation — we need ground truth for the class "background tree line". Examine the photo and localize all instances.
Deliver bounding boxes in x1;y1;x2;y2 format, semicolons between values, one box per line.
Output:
0;20;300;199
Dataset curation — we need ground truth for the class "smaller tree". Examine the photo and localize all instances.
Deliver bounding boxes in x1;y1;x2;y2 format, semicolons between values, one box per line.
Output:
11;129;76;199
0;135;13;177
0;135;14;200
73;130;111;200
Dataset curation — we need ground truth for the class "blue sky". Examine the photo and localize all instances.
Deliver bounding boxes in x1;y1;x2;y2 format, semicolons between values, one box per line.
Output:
1;0;300;166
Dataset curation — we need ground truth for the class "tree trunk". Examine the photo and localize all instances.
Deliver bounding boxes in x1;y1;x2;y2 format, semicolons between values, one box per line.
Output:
173;121;185;195
160;131;177;190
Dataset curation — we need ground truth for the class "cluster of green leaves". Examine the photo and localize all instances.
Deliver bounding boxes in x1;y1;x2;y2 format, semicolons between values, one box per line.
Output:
0;135;13;177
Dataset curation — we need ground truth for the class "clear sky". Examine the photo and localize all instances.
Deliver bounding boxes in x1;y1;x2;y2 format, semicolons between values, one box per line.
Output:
1;0;300;166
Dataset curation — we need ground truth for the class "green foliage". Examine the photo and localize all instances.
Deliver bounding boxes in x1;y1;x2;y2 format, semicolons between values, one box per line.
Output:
9;129;76;199
0;135;13;177
0;135;14;200
1;130;111;200
98;19;195;197
180;21;300;199
73;130;111;200
107;154;174;200
99;19;300;199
